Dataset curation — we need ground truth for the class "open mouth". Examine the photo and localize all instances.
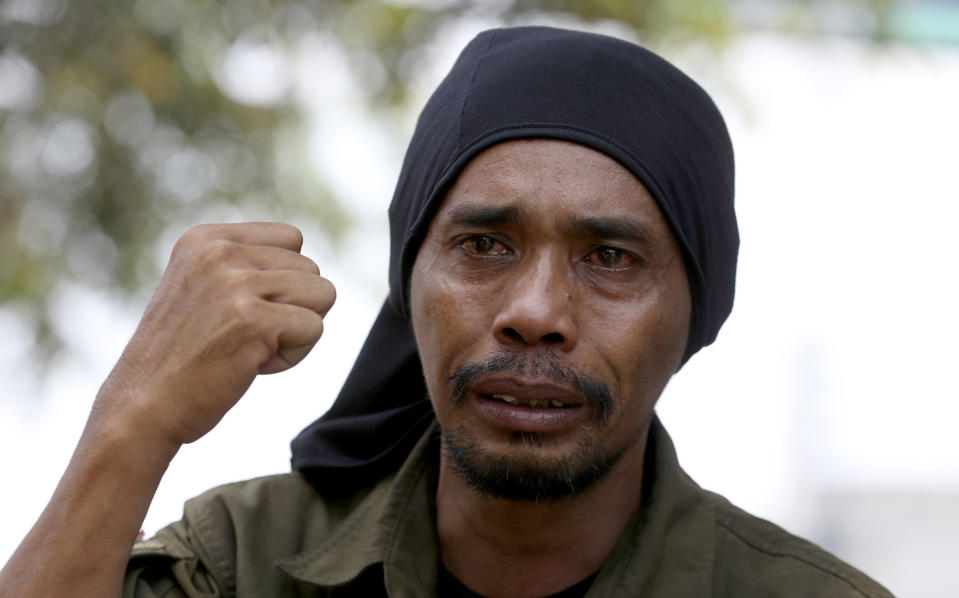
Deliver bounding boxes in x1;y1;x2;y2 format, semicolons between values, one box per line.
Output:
483;394;574;409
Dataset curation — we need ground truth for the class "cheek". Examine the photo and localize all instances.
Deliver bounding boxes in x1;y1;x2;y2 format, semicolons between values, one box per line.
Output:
411;248;500;342
585;278;690;399
410;253;488;397
412;265;460;338
633;262;690;364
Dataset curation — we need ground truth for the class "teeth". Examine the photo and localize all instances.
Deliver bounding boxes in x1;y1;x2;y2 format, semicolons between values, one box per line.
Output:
490;395;566;408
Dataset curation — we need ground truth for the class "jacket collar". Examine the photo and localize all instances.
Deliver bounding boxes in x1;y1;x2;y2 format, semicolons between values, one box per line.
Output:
585;417;716;596
276;423;441;595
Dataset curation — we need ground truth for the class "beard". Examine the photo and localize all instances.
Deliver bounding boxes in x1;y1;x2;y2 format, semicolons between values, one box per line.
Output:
442;423;621;502
441;352;641;502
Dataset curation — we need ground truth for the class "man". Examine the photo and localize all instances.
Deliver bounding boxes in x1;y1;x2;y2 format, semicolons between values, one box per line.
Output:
0;26;891;597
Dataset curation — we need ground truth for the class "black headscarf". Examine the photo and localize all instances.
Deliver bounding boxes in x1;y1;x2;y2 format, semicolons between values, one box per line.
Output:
291;26;738;488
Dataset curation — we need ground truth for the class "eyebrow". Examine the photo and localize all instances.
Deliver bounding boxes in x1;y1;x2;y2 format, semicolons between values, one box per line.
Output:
442;203;654;245
444;204;524;228
567;216;654;244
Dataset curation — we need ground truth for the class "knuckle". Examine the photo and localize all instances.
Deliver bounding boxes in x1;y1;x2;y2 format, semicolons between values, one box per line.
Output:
303;256;321;275
219;267;248;291
279;223;304;250
304;311;325;340
323;279;337;305
172;227;203;257
179;224;214;246
198;238;236;267
172;225;230;263
229;295;260;325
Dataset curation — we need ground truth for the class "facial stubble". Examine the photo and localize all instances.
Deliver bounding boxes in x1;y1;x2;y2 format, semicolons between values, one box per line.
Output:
442;352;645;502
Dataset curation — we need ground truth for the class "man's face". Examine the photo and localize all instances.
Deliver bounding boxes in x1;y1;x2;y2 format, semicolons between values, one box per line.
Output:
409;139;691;501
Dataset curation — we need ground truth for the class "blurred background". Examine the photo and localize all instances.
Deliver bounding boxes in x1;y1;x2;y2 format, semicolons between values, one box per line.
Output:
2;0;958;594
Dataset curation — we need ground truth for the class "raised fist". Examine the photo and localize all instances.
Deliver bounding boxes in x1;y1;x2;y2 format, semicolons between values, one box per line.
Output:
96;222;336;447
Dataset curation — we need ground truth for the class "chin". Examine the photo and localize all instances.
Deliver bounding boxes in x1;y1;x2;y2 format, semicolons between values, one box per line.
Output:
441;424;621;502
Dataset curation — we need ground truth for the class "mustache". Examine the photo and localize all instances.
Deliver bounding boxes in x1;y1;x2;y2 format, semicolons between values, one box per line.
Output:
448;352;614;423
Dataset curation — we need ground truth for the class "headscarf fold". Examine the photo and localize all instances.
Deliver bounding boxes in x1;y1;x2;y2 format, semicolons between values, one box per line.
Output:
291;26;738;487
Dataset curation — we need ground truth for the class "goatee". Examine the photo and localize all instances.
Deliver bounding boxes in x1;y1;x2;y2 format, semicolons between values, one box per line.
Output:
442;352;634;502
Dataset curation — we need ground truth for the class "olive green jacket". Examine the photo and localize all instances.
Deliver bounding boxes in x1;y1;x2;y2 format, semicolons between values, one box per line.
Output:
124;418;893;597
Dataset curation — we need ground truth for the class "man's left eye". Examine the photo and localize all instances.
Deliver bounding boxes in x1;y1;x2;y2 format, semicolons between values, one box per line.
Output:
586;247;635;268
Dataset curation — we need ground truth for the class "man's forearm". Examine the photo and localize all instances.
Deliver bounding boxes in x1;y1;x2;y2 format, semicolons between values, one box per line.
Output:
0;402;180;598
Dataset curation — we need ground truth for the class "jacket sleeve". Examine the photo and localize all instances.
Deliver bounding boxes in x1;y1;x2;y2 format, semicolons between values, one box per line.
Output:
120;473;348;598
122;519;228;598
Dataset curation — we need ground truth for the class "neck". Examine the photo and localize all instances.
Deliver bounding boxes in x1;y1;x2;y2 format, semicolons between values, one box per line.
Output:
435;428;649;598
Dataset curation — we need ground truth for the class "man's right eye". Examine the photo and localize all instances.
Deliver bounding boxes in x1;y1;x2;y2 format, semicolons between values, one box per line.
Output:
460;235;506;255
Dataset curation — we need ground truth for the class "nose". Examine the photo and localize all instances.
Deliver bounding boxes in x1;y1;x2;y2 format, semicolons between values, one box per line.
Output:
492;255;578;352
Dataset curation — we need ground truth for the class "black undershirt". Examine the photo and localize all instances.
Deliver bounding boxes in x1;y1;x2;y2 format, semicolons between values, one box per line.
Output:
437;563;597;598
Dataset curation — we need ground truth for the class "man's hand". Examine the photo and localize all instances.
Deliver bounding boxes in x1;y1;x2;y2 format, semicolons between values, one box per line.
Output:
0;222;335;597
100;222;336;447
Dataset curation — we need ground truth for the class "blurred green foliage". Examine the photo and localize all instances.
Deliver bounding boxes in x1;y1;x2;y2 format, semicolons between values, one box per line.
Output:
0;0;898;365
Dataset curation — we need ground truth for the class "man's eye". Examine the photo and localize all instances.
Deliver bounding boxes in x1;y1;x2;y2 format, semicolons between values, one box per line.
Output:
462;235;505;255
586;247;635;268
